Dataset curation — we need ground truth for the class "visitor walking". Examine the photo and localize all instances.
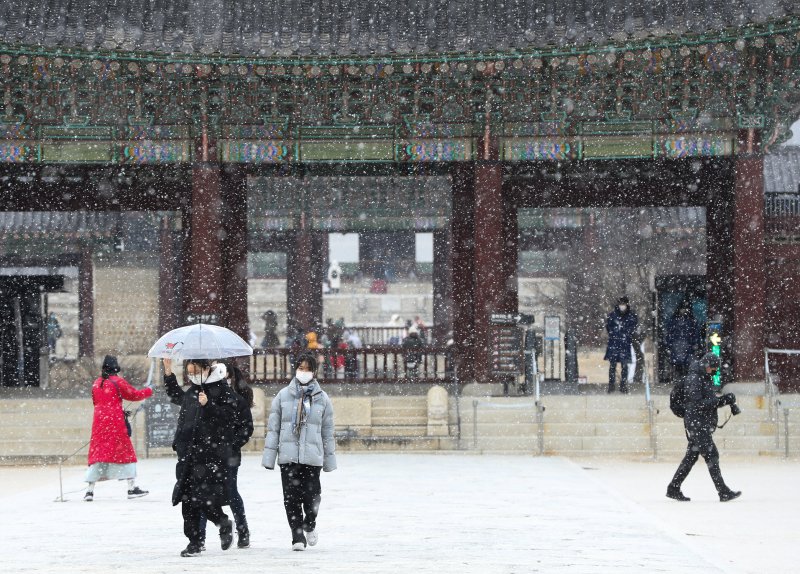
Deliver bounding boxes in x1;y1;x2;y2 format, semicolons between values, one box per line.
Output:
262;352;337;551
163;358;238;557
666;352;741;503
84;355;152;502
198;361;254;549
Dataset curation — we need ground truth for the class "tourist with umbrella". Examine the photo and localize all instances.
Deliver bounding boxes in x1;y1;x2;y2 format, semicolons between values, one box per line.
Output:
148;323;253;558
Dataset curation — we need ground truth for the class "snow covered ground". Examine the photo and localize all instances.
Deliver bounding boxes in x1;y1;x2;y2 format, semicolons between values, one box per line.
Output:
2;453;796;573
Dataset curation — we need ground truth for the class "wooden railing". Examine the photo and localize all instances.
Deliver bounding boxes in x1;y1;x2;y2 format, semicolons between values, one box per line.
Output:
343;326;421;346
765;193;800;239
250;346;452;384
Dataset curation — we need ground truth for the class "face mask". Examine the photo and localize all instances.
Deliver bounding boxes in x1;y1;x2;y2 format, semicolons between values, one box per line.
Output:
619;305;627;312
188;373;206;386
296;371;314;385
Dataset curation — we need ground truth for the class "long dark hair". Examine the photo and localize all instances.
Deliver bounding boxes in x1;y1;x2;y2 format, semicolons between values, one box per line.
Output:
225;361;254;408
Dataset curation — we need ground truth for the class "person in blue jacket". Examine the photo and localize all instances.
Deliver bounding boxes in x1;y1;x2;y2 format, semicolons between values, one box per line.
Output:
262;352;337;551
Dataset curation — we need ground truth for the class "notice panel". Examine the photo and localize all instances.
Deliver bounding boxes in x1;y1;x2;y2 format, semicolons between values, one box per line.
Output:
489;324;523;376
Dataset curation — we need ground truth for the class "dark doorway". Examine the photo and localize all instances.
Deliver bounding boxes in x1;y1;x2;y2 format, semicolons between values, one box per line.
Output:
359;232;416;282
0;274;64;387
655;275;707;385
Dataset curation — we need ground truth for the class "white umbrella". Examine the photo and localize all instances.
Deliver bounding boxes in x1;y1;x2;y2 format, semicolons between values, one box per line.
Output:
147;323;253;360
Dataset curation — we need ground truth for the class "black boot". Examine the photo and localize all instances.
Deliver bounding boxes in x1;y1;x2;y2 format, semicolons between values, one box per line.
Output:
237;525;250;549
219;519;234;550
666;486;691;501
719;489;742;502
180;543;202;557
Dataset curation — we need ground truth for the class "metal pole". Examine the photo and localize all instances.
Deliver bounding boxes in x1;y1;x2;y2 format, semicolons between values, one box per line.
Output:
472;399;478;450
535;401;545;456
647;400;658;461
453;366;462;449
784;408;790;459
58;461;64;503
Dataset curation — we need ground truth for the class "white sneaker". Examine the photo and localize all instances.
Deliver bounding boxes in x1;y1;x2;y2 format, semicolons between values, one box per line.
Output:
306;530;318;546
292;542;306;551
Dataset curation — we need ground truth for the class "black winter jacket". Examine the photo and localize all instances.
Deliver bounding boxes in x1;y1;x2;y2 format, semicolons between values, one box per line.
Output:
165;373;238;507
227;391;254;467
165;373;238;463
683;359;722;431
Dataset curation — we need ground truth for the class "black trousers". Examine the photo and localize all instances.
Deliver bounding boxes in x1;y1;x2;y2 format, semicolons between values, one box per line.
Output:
608;360;629;392
280;463;322;543
182;500;228;546
669;427;728;493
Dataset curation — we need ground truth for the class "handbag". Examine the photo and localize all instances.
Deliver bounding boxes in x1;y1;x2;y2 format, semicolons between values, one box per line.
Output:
123;410;133;437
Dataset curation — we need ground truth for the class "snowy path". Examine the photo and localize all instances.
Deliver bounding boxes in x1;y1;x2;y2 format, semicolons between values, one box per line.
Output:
2;453;793;573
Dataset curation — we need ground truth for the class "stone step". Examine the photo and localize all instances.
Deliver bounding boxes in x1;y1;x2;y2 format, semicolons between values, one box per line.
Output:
369;415;428;426
337;436;447;451
370;405;427;418
0;439;90;457
370;425;428;437
372;396;427;409
0;426;90;440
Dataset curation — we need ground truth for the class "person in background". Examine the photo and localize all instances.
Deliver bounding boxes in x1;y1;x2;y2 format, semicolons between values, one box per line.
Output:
402;325;424;380
84;355;152;502
46;311;63;355
306;331;322;351
604;296;638;393
385;314;404;345
262;352;337;551
327;260;342;294
198;361;254;550
163;357;237;558
665;302;702;381
261;310;281;349
413;316;428;344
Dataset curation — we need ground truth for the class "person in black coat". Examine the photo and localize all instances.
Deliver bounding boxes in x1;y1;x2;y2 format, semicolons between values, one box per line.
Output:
163;357;238;557
198;361;254;549
665;303;702;380
604;296;638;393
667;352;741;502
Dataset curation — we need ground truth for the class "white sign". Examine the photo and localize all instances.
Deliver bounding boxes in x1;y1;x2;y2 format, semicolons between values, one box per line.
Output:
544;316;561;340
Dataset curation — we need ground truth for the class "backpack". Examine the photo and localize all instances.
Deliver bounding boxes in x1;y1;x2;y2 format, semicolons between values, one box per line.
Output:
669;377;686;418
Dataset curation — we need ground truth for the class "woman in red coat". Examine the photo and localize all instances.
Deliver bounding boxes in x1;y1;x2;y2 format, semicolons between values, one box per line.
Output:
84;355;153;501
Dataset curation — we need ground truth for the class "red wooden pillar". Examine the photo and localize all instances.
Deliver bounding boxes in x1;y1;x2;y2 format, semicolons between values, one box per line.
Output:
183;164;223;320
158;215;179;335
432;229;452;345
450;163;476;382
473;160;505;383
312;232;328;326
220;166;249;340
705;165;734;341
287;225;322;336
732;130;766;380
500;182;519;313
78;245;94;358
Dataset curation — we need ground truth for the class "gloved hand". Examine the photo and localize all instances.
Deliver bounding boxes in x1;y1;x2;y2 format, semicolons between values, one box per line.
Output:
718;392;736;407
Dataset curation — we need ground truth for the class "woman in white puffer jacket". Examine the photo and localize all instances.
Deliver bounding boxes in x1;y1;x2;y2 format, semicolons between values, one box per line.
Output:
262;352;337;551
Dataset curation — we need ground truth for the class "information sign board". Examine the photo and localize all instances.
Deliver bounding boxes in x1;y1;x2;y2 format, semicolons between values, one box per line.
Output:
489;325;524;375
145;386;179;449
544;316;561;340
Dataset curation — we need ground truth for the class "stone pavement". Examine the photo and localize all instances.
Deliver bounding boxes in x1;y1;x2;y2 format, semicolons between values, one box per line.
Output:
0;453;737;573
